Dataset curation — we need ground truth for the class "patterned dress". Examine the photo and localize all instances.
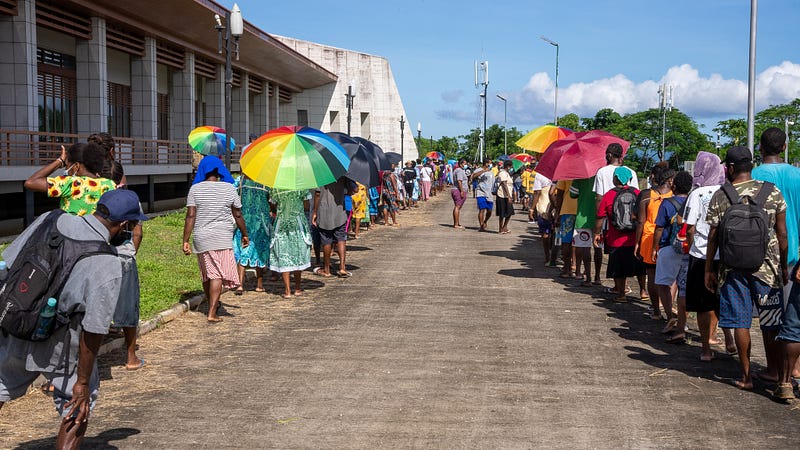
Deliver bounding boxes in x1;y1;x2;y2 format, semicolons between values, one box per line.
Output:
269;189;312;273
233;176;271;268
352;183;367;220
47;175;116;216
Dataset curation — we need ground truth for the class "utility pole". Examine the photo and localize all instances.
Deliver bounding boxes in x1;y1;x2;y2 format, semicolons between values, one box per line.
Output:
400;115;405;163
658;84;673;161
475;60;489;161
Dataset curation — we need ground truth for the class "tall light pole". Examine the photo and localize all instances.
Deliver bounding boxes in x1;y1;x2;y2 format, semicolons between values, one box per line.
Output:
400;115;405;163
540;36;559;127
786;118;795;163
746;0;758;156
345;82;356;135
476;61;489;161
214;3;244;170
417;122;422;157
658;84;673;161
496;94;507;155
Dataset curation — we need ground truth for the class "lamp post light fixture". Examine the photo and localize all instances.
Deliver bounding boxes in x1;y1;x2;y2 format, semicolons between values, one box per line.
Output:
400;115;405;163
417;122;422;157
786;118;795;163
345;81;356;135
540;36;559;127
496;94;507;156
215;3;244;170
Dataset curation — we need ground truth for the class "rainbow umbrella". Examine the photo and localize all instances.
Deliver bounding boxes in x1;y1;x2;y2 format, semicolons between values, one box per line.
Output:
510;153;535;163
426;151;444;160
240;126;350;190
515;125;573;153
188;126;236;156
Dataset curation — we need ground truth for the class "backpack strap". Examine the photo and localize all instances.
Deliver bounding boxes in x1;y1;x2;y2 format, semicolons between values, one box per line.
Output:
752;181;775;207
666;197;680;210
721;182;741;205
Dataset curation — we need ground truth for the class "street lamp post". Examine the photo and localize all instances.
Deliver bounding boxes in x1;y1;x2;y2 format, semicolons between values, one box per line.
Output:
345;83;356;135
400;115;405;163
786;118;795;163
417;122;422;157
214;3;243;170
496;94;507;155
540;36;559;127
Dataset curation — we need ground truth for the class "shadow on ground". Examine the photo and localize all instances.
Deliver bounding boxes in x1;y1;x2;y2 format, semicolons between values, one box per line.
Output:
13;428;141;450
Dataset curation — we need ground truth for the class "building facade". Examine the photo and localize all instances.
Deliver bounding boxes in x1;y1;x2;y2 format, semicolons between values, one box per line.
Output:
0;0;415;234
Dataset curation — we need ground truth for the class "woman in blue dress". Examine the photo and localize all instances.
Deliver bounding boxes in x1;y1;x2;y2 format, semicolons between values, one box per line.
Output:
233;175;271;294
269;189;311;298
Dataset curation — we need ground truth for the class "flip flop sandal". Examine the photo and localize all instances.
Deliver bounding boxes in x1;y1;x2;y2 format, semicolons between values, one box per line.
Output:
337;271;352;278
125;359;146;371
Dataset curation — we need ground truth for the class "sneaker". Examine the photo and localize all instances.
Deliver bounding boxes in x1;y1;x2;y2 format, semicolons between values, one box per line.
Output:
528;220;536;224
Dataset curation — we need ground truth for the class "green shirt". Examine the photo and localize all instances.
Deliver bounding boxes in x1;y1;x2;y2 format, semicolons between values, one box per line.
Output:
572;177;597;229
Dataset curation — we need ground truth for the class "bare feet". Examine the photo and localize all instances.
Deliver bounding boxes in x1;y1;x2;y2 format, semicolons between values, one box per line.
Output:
294;290;304;296
734;379;753;390
281;293;293;299
207;317;223;323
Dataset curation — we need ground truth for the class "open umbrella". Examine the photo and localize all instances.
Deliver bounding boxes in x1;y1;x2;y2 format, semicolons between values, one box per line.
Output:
534;130;630;181
240;126;350;190
354;137;392;170
426;151;444;160
511;153;535;163
328;132;381;187
508;158;525;173
188;126;236;156
385;152;403;166
516;125;573;153
497;154;511;161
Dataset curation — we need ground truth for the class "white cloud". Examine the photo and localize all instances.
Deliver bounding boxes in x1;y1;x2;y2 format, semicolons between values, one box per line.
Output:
507;62;800;125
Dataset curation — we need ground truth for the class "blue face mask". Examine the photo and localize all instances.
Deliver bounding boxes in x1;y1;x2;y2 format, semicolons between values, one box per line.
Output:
488;164;493;169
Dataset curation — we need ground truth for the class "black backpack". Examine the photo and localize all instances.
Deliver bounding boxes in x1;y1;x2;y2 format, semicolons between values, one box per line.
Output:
0;210;115;341
610;187;637;231
718;181;773;272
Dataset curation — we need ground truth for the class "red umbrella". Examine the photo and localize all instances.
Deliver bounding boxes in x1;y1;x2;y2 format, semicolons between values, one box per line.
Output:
510;153;535;163
535;130;630;181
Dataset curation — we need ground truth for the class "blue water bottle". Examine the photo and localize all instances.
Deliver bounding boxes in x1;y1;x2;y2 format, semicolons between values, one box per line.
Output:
0;260;7;283
31;298;57;341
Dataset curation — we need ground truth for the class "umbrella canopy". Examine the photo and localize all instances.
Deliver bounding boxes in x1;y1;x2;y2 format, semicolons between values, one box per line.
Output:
384;152;403;166
497;154;511;161
426;151;444;160
188;126;236;156
511;153;535;163
240;126;350;190
327;132;381;187
353;137;392;171
534;130;630;181
509;158;525;173
516;125;573;153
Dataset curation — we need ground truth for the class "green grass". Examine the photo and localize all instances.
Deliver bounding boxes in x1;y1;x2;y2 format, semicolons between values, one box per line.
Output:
0;210;202;321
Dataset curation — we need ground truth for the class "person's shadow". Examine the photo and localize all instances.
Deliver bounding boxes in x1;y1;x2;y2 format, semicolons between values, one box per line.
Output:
13;427;140;449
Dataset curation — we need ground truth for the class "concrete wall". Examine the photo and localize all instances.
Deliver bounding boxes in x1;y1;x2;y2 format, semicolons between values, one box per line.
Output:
275;36;417;162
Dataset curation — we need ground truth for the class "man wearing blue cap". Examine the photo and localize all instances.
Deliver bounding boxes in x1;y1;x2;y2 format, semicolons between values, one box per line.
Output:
0;189;148;449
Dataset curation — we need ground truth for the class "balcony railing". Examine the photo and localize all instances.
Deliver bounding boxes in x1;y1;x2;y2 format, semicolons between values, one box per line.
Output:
0;129;242;167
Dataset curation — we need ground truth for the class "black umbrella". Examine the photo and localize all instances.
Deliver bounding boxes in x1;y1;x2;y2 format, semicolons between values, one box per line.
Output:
353;137;392;171
327;132;381;187
385;152;403;166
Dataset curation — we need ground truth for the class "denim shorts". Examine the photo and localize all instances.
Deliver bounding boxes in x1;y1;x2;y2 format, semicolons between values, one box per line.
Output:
537;217;553;236
559;215;575;244
720;271;784;330
778;266;800;342
655;246;689;296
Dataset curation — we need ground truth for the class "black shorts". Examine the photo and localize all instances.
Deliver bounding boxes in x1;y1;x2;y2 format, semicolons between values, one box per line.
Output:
686;255;719;313
319;223;347;246
495;196;514;218
606;246;644;278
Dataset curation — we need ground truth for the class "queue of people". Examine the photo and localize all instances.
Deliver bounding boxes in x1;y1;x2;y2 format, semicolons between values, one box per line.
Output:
531;128;800;402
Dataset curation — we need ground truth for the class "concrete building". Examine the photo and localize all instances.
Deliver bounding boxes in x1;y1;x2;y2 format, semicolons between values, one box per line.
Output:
0;0;415;234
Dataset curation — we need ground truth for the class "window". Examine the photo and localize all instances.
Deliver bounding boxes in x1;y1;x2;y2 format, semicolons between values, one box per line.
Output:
158;93;169;140
329;110;339;131
37;48;76;134
360;112;370;139
107;82;131;137
297;109;308;127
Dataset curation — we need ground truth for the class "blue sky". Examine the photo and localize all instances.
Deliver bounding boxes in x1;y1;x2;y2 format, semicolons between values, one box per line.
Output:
236;0;799;139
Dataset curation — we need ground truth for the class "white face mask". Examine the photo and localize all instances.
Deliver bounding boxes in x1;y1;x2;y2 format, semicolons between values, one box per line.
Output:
488;164;493;169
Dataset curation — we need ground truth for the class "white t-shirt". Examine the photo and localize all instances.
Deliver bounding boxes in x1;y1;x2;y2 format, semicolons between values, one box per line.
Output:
420;166;432;182
532;173;553;191
593;164;639;196
533;173;553;216
683;185;721;259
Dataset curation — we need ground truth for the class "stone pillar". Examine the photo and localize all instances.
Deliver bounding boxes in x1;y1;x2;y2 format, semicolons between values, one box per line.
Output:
170;52;195;141
0;0;38;132
204;64;225;127
131;36;157;140
231;72;249;145
269;83;280;128
76;17;108;135
251;85;269;134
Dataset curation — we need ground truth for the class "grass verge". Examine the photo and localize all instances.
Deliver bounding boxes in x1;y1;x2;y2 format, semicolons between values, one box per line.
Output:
0;210;202;321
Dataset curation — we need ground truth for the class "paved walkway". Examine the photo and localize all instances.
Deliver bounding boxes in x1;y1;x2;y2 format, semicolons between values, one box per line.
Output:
2;192;800;449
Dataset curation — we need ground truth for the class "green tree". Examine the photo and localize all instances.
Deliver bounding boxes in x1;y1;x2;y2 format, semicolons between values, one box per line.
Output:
582;108;622;131
713;119;747;147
